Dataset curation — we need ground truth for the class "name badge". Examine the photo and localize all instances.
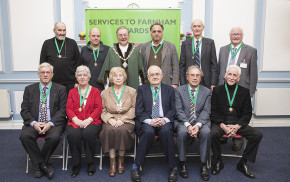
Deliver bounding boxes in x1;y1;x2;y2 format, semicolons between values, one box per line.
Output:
240;63;247;68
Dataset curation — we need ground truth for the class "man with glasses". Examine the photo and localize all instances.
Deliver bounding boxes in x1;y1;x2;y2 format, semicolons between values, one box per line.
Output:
139;23;179;88
174;65;211;181
20;62;67;179
131;65;178;182
217;27;258;151
40;22;82;93
98;26;146;90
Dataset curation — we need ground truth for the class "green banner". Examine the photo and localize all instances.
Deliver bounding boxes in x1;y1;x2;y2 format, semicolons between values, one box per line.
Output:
85;9;181;55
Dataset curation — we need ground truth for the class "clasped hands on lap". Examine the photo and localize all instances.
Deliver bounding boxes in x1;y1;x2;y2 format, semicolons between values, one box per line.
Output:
150;118;165;127
187;125;199;138
108;118;124;127
33;122;51;134
220;123;241;137
72;117;93;128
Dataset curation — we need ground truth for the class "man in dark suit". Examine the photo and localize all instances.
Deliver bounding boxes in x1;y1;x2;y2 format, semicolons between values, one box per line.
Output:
174;65;211;181
20;62;67;179
131;65;178;182
179;19;218;91
211;65;263;179
138;23;179;88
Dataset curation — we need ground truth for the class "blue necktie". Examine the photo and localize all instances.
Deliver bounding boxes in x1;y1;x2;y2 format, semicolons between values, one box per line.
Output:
195;40;200;68
229;47;237;66
39;87;48;123
152;87;160;119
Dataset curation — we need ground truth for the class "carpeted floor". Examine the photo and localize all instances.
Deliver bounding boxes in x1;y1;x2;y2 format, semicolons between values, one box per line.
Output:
0;127;289;182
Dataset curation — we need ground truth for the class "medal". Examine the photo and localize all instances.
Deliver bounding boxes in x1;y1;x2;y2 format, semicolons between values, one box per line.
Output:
225;83;238;113
230;59;234;63
55;38;65;59
78;86;90;113
229;107;233;112
122;62;128;68
58;54;62;58
112;85;126;112
192;55;195;60
192;105;195;110
188;84;199;112
94;63;97;66
192;37;203;61
39;82;52;109
79;107;82;112
153;101;156;106
90;45;100;68
151;40;164;59
42;103;45;108
154;55;157;59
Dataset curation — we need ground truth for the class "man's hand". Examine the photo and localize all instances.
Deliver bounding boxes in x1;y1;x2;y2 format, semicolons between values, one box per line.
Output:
227;124;241;137
171;84;178;89
33;122;45;134
220;123;232;135
210;85;216;92
150;118;159;127
40;123;51;134
187;125;199;138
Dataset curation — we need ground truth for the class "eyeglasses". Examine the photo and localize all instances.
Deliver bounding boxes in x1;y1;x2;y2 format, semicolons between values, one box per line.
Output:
117;34;129;38
230;33;243;37
149;73;161;77
39;71;52;75
188;74;201;78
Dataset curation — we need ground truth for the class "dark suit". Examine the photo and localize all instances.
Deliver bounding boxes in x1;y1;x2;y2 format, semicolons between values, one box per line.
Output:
179;37;218;88
217;43;258;95
20;82;67;166
174;85;211;163
134;83;176;168
211;84;263;165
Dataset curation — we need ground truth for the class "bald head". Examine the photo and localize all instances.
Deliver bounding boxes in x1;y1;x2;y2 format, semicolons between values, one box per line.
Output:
53;22;66;40
89;28;101;47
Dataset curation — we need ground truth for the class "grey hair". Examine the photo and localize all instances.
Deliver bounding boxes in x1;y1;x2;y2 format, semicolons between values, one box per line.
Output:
186;65;204;76
226;65;241;76
38;62;53;73
75;65;91;79
147;65;163;75
116;26;129;35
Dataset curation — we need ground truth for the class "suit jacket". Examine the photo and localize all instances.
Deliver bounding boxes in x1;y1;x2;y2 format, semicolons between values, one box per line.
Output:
179;37;218;88
139;41;179;85
135;83;176;136
101;86;136;125
21;82;67;126
175;84;211;128
211;84;252;128
217;43;258;94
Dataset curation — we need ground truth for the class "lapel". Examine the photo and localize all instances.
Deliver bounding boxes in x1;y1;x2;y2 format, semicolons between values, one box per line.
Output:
145;42;151;66
200;38;207;60
225;44;231;64
181;85;191;113
34;83;41;116
49;83;56;115
188;38;193;56
108;87;118;105
160;83;166;109
195;86;205;112
161;41;168;63
236;44;247;66
121;86;130;105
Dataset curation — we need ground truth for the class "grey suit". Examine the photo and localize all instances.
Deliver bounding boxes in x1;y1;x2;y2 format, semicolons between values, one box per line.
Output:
218;43;258;94
174;84;211;163
179;37;218;88
139;41;179;85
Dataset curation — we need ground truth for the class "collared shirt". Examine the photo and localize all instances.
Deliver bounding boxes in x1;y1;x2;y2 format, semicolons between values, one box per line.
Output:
184;87;202;128
193;37;202;69
227;42;242;66
143;86;170;124
151;39;164;47
119;44;129;57
30;82;54;127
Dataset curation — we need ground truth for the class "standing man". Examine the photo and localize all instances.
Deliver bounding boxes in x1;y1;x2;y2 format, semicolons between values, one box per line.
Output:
179;19;218;91
131;65;178;182
20;63;67;179
174;65;211;181
211;65;263;179
139;23;179;88
217;27;257;97
40;22;82;93
98;26;146;90
81;27;109;92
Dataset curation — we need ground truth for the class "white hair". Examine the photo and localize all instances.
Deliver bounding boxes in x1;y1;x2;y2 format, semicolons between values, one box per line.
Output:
38;62;53;73
226;65;241;76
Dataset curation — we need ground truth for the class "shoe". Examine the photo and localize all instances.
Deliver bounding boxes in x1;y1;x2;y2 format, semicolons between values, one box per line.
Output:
200;164;210;181
40;162;53;179
178;161;188;178
87;162;96;176
109;158;116;177
118;156;125;174
71;164;81;178
131;168;141;182
211;160;224;175
237;162;255;179
168;168;178;182
34;164;43;178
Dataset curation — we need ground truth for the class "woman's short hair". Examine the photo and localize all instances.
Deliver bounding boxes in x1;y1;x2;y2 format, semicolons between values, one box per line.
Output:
75;65;91;79
109;67;127;83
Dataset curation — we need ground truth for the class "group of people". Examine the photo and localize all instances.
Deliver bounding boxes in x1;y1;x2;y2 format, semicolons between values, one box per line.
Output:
19;19;262;182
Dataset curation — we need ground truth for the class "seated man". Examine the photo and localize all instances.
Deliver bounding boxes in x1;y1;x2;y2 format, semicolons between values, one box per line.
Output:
174;65;211;181
20;63;67;179
211;65;263;179
131;65;178;182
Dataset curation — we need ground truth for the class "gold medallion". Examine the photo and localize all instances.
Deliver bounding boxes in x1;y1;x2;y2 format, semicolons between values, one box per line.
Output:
42;103;45;108
229;107;233;112
58;54;62;58
230;59;234;63
154;55;157;59
192;55;195;60
192;105;195;110
153;101;156;106
79;107;82;112
94;62;97;66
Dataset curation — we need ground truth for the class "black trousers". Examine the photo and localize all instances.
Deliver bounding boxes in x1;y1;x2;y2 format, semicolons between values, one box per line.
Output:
211;124;263;165
66;124;102;167
19;124;64;167
134;122;177;169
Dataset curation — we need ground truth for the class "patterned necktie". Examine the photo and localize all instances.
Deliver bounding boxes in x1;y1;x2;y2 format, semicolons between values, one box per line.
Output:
39;87;48;123
152;87;160;119
195;40;201;68
189;89;196;124
229;47;237;66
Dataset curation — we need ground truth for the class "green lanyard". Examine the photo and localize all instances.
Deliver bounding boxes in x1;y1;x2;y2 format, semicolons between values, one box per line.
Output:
39;82;52;104
230;42;243;58
112;85;126;104
151;40;164;55
192;37;203;56
54;38;65;55
187;84;199;105
78;86;90;108
150;85;161;102
225;83;238;107
90;44;100;64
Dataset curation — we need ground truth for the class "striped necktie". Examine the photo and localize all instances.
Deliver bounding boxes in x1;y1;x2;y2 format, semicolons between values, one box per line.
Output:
229;47;237;66
195;40;201;68
189;89;196;124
